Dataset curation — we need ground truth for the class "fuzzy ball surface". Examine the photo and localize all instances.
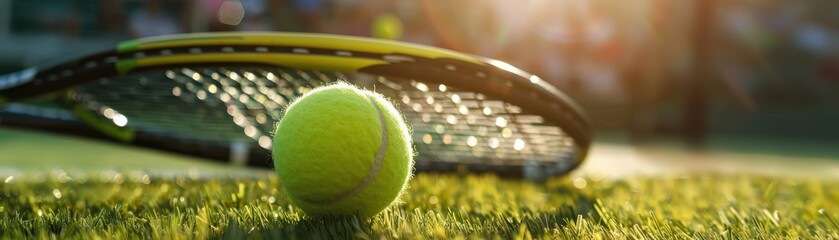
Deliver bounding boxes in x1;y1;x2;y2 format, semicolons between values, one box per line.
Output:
273;82;413;217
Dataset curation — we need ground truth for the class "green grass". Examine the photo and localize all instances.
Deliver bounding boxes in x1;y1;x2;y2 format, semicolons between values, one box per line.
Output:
2;129;838;238
0;172;837;239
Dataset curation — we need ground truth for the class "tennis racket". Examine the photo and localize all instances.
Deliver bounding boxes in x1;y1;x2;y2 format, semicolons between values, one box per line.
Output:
0;32;591;180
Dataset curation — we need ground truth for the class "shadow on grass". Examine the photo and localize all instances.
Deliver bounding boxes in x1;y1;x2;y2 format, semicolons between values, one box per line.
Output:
220;215;372;239
222;185;599;239
522;185;601;233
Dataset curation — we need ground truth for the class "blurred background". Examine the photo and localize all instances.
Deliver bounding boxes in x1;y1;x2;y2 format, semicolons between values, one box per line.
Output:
0;0;836;163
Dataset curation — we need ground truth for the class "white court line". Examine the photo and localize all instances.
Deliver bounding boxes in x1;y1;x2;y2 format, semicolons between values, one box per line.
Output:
576;143;839;179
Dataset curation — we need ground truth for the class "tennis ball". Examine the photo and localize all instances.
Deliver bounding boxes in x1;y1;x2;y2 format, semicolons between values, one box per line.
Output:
272;82;413;217
372;13;403;40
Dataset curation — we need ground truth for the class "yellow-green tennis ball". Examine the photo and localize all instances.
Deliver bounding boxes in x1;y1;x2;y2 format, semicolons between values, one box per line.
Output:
272;82;413;217
372;13;403;40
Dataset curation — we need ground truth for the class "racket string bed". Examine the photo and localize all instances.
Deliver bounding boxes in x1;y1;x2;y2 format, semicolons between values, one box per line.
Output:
71;66;578;174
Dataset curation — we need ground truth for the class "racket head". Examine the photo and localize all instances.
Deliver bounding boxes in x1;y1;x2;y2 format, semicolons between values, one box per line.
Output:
0;32;592;179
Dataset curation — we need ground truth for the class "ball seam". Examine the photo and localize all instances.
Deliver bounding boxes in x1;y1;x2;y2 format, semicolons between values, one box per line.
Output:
300;95;388;205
